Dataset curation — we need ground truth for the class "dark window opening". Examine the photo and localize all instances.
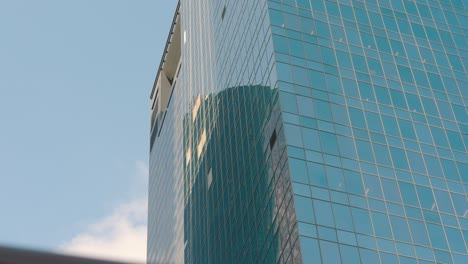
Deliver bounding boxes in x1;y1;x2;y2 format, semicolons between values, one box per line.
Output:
221;6;226;20
270;129;277;149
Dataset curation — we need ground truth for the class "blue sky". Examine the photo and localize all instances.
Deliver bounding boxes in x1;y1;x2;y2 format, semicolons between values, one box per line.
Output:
0;0;176;261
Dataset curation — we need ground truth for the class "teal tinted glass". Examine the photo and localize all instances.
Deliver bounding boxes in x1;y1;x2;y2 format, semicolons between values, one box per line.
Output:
269;0;468;263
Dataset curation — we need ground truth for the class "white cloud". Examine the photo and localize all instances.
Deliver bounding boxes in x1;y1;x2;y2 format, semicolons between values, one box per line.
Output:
59;161;149;263
60;199;147;263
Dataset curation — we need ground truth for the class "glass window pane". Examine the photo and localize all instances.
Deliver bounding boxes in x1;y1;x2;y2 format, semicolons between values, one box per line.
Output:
333;203;355;231
300;237;322;263
289;158;309;184
308;162;328;188
320;241;342;263
294;195;314;223
390;216;412;243
314;200;335;228
340;244;360;264
352;207;374;235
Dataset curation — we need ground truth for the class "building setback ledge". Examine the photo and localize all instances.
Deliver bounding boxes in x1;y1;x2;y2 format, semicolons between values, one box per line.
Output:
150;0;181;100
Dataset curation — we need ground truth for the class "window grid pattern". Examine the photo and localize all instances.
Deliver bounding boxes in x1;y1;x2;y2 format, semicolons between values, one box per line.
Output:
269;0;468;263
148;0;304;263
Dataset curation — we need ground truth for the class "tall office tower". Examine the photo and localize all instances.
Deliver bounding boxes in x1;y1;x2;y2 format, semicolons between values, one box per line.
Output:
148;0;468;263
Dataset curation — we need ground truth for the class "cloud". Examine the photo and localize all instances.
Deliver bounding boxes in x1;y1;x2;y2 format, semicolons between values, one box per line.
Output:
59;161;149;263
60;199;147;263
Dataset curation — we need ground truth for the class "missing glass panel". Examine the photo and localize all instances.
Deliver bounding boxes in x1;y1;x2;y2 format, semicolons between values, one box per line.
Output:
221;6;226;20
270;129;277;149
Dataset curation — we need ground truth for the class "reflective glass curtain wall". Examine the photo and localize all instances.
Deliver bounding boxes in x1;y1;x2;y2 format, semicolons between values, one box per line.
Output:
149;0;303;263
149;0;468;263
270;0;468;263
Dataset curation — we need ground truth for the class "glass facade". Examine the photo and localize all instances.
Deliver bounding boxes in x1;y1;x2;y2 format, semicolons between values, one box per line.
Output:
271;0;468;263
149;0;301;263
149;0;468;263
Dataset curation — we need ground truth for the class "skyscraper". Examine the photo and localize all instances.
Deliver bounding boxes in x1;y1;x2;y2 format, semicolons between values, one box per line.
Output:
148;0;468;263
